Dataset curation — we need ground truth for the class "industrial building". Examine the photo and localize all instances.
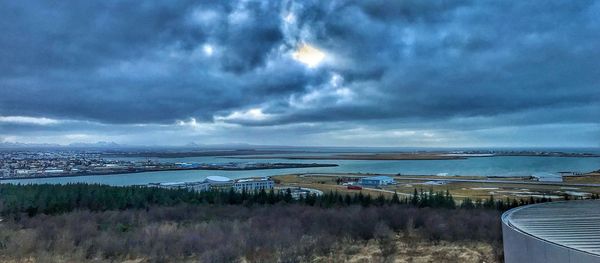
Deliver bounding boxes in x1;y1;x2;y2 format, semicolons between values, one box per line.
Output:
150;176;274;193
278;187;324;199
205;175;234;191
502;200;600;263
358;176;395;187
233;177;274;192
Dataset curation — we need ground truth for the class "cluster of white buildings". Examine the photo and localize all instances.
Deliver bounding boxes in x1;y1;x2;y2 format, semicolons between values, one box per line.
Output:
150;176;274;192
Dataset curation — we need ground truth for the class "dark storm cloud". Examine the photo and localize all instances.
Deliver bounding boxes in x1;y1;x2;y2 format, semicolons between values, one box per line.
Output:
0;0;310;124
0;0;599;139
216;1;284;73
358;0;469;22
240;0;600;126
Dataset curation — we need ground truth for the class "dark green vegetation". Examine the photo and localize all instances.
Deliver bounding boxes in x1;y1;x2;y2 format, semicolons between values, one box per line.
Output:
0;183;559;218
0;184;568;262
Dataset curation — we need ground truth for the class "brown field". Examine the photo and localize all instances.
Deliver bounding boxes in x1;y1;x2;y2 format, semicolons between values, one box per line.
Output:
315;236;497;263
564;172;600;184
0;239;498;263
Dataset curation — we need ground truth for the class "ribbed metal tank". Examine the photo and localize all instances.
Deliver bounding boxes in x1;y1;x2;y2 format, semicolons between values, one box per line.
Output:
502;200;600;263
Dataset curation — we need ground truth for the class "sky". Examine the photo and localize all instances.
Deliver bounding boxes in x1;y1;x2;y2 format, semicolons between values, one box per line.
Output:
0;0;599;147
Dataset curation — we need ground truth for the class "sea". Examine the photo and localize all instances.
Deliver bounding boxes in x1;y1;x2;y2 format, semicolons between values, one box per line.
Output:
2;147;599;186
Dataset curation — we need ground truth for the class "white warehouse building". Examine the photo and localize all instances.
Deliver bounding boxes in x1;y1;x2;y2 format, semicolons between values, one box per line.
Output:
359;176;395;187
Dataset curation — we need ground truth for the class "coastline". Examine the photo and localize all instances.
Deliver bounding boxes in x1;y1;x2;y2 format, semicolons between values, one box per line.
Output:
0;163;338;181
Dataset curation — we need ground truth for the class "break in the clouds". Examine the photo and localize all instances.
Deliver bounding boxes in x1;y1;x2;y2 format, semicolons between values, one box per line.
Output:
0;0;599;147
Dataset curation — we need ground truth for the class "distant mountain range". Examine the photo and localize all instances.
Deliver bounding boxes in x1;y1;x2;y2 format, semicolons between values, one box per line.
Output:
0;142;64;148
0;141;122;149
0;141;262;150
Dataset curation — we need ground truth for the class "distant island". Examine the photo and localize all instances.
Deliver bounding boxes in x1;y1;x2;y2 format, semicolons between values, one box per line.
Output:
232;153;466;160
231;151;600;161
455;150;600;158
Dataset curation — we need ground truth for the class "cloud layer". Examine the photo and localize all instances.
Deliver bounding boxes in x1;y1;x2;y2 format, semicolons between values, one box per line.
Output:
1;0;599;146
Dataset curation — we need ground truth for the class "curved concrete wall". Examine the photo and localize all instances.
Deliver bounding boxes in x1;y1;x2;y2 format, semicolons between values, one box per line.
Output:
502;206;600;263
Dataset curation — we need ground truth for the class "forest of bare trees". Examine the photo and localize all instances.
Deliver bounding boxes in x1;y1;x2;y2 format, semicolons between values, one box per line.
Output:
0;204;502;262
0;183;551;262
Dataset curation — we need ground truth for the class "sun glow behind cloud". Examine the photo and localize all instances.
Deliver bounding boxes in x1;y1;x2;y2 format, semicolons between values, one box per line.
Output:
292;44;325;68
202;44;214;56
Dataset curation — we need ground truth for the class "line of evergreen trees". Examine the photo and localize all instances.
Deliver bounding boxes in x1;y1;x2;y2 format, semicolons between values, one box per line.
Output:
0;183;594;218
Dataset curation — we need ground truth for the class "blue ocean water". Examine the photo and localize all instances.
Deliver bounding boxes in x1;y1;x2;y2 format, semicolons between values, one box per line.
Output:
2;153;599;186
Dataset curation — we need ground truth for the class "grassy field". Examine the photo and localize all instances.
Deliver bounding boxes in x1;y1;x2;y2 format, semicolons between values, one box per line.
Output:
564;171;600;183
274;172;600;201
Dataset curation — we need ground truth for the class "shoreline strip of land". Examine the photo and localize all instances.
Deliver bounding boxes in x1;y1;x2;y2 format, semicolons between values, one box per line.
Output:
0;163;338;181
